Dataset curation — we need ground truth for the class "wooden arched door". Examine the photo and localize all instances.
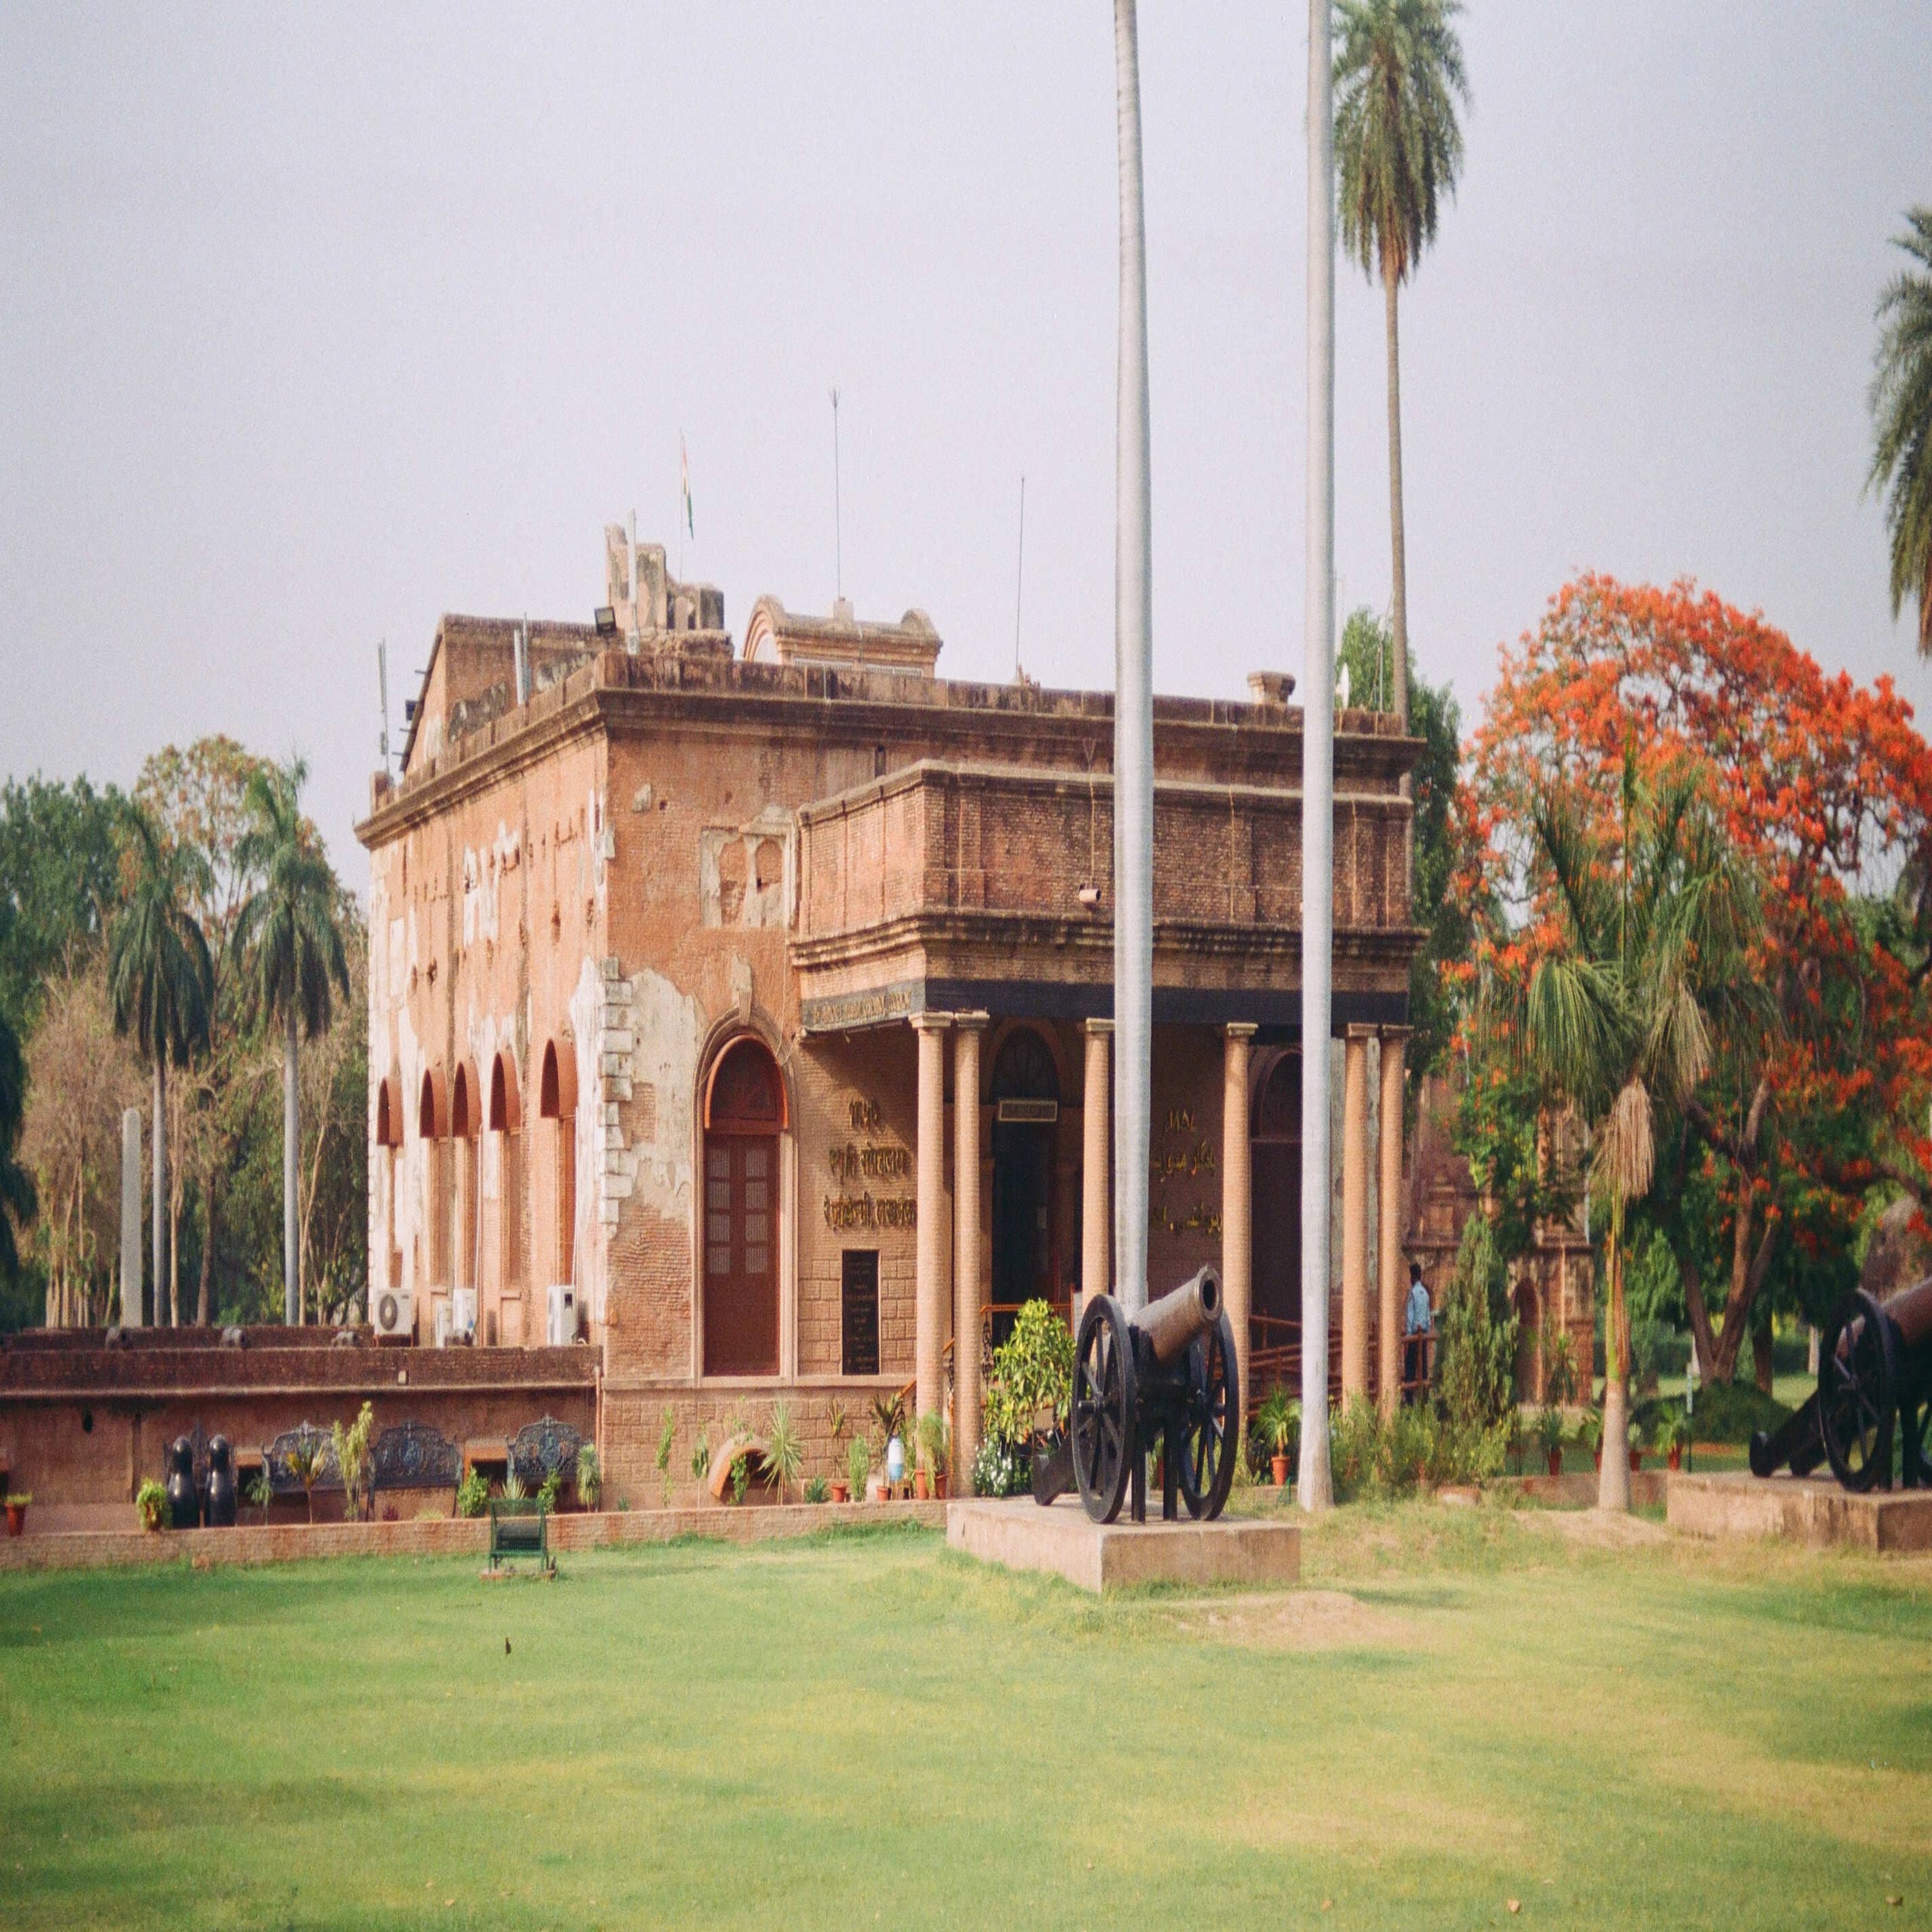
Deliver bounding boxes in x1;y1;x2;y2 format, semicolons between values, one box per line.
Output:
1251;1052;1303;1348
703;1037;786;1376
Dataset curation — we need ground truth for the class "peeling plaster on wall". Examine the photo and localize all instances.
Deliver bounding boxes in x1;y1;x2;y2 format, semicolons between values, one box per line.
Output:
461;822;520;951
698;808;795;931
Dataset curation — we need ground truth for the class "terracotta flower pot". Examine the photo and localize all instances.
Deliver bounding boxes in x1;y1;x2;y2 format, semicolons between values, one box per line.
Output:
935;1472;948;1500
1270;1454;1290;1487
1667;1445;1681;1472
914;1469;931;1501
1546;1449;1562;1477
1629;1447;1642;1473
1592;1450;1602;1471
4;1503;23;1538
830;1482;850;1503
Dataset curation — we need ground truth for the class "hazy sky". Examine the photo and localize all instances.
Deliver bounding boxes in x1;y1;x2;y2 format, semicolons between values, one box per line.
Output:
4;4;1929;882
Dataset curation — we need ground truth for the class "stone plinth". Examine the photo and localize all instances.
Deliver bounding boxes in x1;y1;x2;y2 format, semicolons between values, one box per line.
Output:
1667;1471;1932;1553
947;1496;1300;1594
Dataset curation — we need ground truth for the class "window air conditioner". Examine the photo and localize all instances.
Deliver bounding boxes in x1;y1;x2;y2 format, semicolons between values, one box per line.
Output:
451;1288;478;1344
372;1286;414;1340
547;1284;579;1346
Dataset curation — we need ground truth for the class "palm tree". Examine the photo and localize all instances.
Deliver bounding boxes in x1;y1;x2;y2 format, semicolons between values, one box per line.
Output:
0;1008;35;1288
107;810;215;1326
1334;0;1469;730
1506;751;1758;1509
230;760;347;1325
1869;206;1932;655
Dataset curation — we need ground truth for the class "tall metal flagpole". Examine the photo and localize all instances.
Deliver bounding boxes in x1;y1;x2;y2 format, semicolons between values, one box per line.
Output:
1298;0;1337;1509
1112;0;1152;1316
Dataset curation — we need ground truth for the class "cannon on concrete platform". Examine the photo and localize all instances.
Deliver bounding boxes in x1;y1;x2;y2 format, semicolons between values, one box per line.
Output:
1750;1277;1932;1491
1035;1265;1238;1524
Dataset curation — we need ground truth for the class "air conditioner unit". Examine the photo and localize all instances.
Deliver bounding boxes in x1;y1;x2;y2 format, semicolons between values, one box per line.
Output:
432;1299;451;1349
451;1288;478;1344
371;1286;414;1341
546;1284;579;1347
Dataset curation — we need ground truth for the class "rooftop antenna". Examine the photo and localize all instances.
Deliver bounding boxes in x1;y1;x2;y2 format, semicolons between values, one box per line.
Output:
830;385;844;608
377;639;391;771
1014;473;1027;680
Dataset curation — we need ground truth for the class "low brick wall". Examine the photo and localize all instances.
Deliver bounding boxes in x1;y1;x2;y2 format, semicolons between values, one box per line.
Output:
0;1498;946;1573
1666;1471;1932;1552
1494;1470;1668;1509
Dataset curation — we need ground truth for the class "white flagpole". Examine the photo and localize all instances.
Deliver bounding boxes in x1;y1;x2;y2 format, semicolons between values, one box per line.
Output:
1298;0;1337;1511
1112;0;1153;1316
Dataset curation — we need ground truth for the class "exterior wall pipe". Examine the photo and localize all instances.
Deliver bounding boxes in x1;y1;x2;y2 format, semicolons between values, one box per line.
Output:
1111;0;1153;1314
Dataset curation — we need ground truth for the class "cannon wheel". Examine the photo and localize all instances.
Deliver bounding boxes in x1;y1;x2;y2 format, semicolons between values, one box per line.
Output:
1820;1289;1897;1493
1178;1309;1239;1521
1072;1295;1136;1524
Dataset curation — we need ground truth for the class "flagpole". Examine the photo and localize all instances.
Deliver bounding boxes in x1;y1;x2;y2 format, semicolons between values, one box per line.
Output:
1298;0;1337;1511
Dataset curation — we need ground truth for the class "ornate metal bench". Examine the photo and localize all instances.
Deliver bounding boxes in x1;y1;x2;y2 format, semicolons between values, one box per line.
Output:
262;1424;343;1500
487;1497;553;1575
371;1421;461;1498
509;1416;583;1493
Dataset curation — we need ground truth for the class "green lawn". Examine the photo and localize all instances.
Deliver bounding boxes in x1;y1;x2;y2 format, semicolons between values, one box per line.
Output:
2;1509;1930;1930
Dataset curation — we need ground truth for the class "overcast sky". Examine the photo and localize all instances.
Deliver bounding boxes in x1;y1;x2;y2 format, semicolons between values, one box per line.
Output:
4;4;1929;883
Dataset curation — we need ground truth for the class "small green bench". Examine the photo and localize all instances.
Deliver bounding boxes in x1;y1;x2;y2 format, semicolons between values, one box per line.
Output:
486;1498;553;1575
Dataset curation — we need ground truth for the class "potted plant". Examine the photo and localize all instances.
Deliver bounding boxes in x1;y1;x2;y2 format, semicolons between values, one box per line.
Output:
803;1474;829;1505
1654;1407;1692;1472
1534;1406;1565;1477
916;1410;949;1500
136;1478;168;1533
248;1470;274;1525
847;1434;872;1505
1254;1389;1297;1486
4;1491;31;1537
765;1400;804;1503
1577;1408;1604;1472
577;1442;604;1512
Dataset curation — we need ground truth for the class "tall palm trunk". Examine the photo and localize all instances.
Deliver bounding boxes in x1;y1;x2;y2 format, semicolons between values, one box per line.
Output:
196;1171;214;1324
1597;1197;1632;1511
151;1058;167;1327
1383;257;1410;731
283;1003;300;1324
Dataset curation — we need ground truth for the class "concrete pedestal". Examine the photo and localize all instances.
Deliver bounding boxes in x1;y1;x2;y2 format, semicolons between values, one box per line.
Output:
1667;1471;1932;1553
947;1496;1300;1594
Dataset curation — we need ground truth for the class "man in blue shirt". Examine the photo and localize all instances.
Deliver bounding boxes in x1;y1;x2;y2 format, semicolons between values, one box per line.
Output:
1402;1262;1432;1404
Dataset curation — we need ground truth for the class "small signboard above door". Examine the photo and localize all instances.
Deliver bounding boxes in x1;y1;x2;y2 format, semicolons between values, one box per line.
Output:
995;1099;1059;1124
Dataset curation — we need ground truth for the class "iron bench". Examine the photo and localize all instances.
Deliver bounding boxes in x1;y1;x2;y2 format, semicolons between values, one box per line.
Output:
487;1497;553;1575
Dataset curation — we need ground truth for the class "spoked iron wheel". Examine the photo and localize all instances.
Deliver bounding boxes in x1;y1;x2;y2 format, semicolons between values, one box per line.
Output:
1178;1309;1239;1521
1820;1289;1897;1493
1072;1295;1137;1524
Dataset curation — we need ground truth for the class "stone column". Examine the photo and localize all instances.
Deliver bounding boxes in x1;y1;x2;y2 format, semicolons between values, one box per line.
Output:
1340;1025;1372;1401
952;1014;987;1486
1079;1020;1113;1321
912;1011;952;1435
120;1106;143;1328
1221;1024;1256;1429
1377;1027;1410;1417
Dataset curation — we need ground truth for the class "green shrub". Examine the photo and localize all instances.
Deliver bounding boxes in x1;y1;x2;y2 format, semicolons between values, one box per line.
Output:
690;1427;712;1484
1633;1380;1789;1446
1328;1398;1507;1503
331;1401;377;1523
537;1470;562;1513
1435;1214;1518;1430
803;1474;829;1505
575;1443;603;1511
135;1478;168;1531
455;1469;489;1518
982;1301;1074;1448
1253;1387;1299;1460
972;1435;1029;1497
655;1410;675;1506
847;1433;872;1498
765;1400;804;1500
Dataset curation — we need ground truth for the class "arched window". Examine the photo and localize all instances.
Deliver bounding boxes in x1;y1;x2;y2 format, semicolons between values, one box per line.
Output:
989;1028;1060;1337
539;1040;578;1290
489;1051;525;1330
1251;1052;1303;1336
991;1027;1060;1104
375;1076;403;1291
451;1063;478;1294
702;1036;785;1375
419;1069;448;1285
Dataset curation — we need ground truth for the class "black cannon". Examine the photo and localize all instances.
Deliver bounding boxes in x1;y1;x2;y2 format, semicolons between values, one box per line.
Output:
1750;1278;1932;1491
1035;1266;1238;1524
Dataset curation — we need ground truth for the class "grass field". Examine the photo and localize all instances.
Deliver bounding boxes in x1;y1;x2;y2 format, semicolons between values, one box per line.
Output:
2;1505;1930;1930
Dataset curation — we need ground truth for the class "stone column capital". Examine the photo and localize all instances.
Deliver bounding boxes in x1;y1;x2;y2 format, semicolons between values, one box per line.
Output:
952;1010;990;1033
1224;1022;1259;1041
1344;1021;1378;1043
1081;1017;1115;1036
1377;1023;1414;1045
910;1010;953;1033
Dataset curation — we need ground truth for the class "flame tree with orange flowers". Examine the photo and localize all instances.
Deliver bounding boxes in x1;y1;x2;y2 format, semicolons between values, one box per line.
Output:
1459;575;1932;1397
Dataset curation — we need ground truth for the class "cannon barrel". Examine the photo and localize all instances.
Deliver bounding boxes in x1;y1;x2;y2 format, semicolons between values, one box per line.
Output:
1130;1266;1222;1366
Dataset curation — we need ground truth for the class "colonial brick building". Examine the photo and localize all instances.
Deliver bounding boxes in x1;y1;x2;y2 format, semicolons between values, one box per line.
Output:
352;527;1427;1497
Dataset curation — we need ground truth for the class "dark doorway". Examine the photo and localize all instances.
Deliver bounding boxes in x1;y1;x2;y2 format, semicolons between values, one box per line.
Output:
702;1037;785;1376
989;1029;1060;1346
1251;1053;1303;1385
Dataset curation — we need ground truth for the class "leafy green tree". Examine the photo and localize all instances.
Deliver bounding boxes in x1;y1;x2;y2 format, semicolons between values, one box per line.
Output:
1434;1209;1516;1432
1869;206;1932;655
1504;755;1759;1509
229;761;347;1324
0;776;130;1038
0;1007;35;1297
106;811;215;1325
1338;608;1468;1080
1334;0;1469;728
